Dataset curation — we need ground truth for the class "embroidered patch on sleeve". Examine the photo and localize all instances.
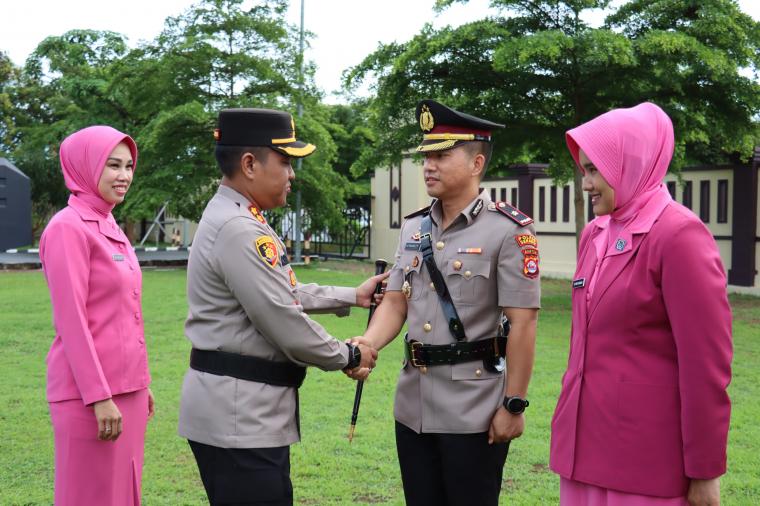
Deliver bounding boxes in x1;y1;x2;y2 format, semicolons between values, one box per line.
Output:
255;236;279;268
249;205;267;224
515;234;538;248
521;247;539;278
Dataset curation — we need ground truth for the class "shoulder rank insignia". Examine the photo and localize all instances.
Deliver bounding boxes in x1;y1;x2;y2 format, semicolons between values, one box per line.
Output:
490;201;533;226
289;268;297;287
255;236;279;268
249;205;267;224
404;205;431;220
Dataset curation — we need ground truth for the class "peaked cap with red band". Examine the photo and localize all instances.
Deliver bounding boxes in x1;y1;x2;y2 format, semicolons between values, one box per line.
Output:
415;99;504;152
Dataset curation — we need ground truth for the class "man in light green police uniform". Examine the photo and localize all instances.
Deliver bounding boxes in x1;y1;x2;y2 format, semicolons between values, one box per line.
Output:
352;100;541;506
178;108;384;506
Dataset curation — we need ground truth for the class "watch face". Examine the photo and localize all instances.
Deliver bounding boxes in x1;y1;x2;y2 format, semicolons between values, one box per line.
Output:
507;397;525;413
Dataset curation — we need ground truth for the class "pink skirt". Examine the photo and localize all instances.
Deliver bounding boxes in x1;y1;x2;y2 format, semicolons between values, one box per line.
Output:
560;478;688;506
49;389;149;506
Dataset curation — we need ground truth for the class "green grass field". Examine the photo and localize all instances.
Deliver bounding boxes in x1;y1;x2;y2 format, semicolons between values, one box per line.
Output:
1;261;758;505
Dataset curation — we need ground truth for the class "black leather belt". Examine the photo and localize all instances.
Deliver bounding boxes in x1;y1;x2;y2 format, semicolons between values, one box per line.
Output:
190;348;307;388
404;336;507;367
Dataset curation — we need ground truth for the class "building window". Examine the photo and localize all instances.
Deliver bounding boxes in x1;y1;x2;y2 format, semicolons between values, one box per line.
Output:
539;186;546;222
667;181;676;198
550;186;557;222
562;185;570;222
500;188;507;202
717;179;728;223
511;187;518;207
683;181;692;209
699;180;710;223
490;188;496;202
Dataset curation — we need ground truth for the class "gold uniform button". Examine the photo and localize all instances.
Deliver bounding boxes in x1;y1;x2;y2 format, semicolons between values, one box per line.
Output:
475;369;482;377
420;366;428;374
464;270;472;279
423;322;432;332
404;265;410;272
430;282;435;290
436;241;445;250
453;260;462;271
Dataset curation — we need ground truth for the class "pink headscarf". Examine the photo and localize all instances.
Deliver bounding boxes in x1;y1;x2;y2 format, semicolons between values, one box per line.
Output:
565;102;675;299
60;125;138;215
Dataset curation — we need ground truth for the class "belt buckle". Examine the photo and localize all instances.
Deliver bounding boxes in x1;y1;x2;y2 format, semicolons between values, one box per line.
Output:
409;341;424;368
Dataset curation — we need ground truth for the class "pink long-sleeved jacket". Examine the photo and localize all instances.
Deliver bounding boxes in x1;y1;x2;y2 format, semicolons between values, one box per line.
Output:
549;201;732;497
40;194;150;406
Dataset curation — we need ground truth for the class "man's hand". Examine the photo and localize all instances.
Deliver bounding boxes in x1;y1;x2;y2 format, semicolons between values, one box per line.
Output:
355;272;390;308
687;478;720;506
344;367;371;381
342;337;378;380
488;407;524;444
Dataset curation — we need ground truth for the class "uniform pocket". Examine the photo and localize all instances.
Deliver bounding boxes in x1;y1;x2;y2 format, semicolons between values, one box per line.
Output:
445;258;491;304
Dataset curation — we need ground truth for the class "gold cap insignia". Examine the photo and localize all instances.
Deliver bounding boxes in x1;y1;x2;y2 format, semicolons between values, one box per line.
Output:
419;105;434;132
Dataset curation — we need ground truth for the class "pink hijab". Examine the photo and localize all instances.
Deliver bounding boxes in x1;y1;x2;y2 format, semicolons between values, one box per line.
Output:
565;102;675;297
60;125;138;216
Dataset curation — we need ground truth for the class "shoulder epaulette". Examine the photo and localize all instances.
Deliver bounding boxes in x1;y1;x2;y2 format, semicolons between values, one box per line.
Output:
489;201;533;226
404;205;431;220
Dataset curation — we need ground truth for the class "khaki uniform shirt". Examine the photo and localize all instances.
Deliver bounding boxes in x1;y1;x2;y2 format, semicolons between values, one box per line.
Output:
387;190;541;434
178;185;353;449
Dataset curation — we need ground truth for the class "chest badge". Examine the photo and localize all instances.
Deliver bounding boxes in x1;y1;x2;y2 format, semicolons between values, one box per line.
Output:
112;254;125;262
615;238;627;251
402;280;412;299
572;278;586;289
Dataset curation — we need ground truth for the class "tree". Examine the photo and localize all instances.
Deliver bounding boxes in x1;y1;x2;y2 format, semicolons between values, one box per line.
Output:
8;0;354;236
118;0;351;230
347;0;760;243
8;30;133;235
0;51;20;158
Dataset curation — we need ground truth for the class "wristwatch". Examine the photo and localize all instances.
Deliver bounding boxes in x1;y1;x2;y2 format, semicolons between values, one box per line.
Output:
344;342;362;370
503;396;530;414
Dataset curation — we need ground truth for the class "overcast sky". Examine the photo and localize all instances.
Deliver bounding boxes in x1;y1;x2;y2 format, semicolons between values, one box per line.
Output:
2;0;759;103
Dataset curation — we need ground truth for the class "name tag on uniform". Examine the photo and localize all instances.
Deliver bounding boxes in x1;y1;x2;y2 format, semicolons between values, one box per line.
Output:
405;242;421;251
572;278;585;289
112;254;125;262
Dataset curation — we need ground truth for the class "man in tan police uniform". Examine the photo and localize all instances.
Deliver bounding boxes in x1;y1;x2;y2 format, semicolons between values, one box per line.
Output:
178;108;382;506
355;100;540;506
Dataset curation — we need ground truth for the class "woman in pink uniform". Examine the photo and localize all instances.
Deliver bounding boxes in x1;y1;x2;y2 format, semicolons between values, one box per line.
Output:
550;103;732;506
40;126;154;505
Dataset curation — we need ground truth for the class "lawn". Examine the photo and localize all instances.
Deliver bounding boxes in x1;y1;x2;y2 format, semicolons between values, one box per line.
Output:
0;261;758;505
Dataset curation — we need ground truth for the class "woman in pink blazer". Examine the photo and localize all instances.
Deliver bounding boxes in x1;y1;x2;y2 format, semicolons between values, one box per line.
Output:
550;103;732;505
40;126;154;505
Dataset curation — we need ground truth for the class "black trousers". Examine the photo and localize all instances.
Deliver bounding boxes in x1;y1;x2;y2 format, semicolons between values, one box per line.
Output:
188;440;293;506
395;421;510;506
